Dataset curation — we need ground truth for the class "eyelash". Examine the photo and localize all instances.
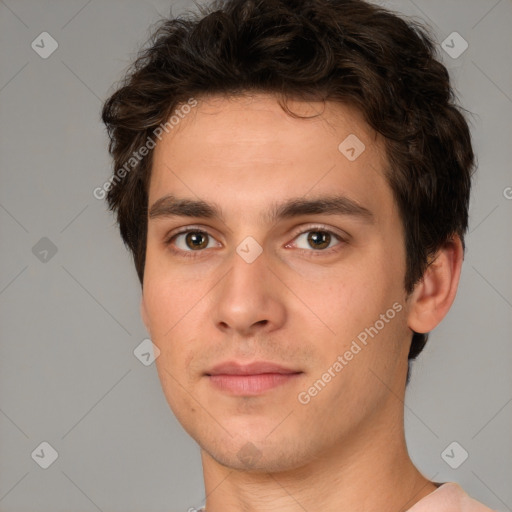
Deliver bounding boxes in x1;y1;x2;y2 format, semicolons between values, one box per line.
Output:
164;225;347;259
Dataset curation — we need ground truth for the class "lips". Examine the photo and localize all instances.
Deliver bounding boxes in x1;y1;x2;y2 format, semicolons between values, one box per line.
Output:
205;361;302;395
206;361;300;376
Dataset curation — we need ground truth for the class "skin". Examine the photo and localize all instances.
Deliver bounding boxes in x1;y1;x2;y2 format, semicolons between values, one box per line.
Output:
141;93;463;512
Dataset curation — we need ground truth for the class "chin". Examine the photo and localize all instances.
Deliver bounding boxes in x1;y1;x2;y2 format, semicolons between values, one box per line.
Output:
200;433;312;473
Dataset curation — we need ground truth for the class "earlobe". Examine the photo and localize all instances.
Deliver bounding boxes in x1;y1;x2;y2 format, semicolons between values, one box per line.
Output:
407;236;464;334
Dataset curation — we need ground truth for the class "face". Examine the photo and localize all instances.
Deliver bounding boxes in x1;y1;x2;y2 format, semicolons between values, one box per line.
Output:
142;94;413;472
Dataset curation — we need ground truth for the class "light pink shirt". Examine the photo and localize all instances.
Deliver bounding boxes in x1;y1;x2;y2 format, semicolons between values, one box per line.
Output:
406;482;495;511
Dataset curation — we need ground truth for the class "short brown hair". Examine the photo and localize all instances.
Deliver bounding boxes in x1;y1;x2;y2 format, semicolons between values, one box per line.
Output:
101;0;475;376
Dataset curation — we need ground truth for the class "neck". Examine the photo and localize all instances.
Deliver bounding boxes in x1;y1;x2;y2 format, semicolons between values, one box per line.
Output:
200;403;436;512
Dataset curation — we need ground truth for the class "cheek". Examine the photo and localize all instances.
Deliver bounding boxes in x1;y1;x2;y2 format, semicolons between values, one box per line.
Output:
286;247;406;369
144;256;199;333
142;271;197;372
285;256;389;331
154;352;201;439
146;274;200;410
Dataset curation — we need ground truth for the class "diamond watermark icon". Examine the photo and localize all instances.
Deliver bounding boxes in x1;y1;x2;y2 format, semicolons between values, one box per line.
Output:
338;134;365;161
134;338;161;366
32;237;58;263
441;32;468;59
31;441;59;469
441;441;468;469
236;236;263;263
237;441;263;467
31;32;59;59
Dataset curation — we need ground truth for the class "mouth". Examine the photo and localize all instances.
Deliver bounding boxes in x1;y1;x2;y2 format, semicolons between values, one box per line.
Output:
205;361;303;395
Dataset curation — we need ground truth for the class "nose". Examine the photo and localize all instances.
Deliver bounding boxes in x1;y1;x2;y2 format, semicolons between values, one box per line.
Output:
211;247;287;338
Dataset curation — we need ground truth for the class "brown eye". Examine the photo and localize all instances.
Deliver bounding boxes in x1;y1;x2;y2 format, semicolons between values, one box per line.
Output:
289;228;344;254
307;231;331;250
184;231;209;250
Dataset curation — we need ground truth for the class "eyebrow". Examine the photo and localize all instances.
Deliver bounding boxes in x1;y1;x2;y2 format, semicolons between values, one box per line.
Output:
148;194;374;224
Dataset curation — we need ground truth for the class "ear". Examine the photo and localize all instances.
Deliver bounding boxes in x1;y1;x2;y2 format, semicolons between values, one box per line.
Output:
140;295;150;332
407;236;464;334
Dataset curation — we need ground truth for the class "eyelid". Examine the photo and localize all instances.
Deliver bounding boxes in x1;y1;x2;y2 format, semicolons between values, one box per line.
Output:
164;224;219;242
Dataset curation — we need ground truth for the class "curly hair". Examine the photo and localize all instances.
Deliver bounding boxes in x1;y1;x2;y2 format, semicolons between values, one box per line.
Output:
101;0;474;376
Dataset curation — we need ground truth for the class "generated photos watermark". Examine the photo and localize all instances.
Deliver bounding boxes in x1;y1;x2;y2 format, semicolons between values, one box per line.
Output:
298;301;403;405
93;97;198;200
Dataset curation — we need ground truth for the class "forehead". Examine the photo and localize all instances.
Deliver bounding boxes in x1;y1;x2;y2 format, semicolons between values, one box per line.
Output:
148;93;393;220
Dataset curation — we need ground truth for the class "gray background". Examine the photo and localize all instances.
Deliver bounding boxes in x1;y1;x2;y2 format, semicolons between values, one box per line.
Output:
0;0;511;511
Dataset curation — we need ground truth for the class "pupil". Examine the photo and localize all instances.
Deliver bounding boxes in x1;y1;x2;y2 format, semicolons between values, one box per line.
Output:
308;231;330;249
186;232;208;250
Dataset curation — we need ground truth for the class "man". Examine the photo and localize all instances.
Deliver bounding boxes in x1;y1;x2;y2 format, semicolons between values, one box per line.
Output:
101;0;494;510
